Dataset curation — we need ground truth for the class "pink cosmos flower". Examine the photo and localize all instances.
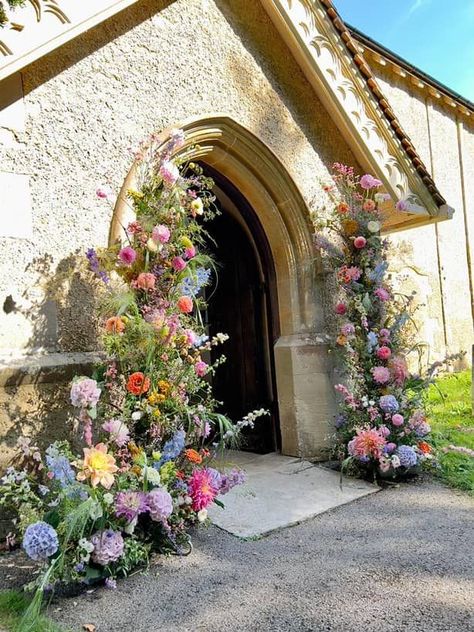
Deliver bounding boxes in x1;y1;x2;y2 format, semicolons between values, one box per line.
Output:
188;468;219;511
376;346;392;361
136;272;156;291
348;427;386;460
172;256;187;272
159;160;179;187
335;302;347;315
102;419;130;447
353;236;367;249
360;174;383;190
374;287;390;302
152;225;171;244
392;414;404;427
371;366;391;384
194;361;208;377
118;246;137;266
96;185;113;199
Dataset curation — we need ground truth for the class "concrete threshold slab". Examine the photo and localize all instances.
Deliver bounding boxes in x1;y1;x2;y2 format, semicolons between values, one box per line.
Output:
208;451;379;538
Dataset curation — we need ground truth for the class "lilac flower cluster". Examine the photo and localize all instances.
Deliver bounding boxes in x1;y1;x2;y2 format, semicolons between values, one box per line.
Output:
23;521;59;561
86;248;109;284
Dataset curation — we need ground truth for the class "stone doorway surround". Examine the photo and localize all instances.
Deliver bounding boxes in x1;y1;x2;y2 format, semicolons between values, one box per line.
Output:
111;115;337;459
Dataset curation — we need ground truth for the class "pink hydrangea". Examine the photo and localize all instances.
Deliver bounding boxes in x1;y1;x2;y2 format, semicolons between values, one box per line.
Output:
376;346;392;361
371;366;391;384
188;468;219;511
152;225;171;244
159;160;179;187
374;287;390;302
147;488;173;522
348;428;386;460
359;174;382;190
194;361;208;377
118;246;137;266
172;256;187;272
70;377;101;408
102;419;130;447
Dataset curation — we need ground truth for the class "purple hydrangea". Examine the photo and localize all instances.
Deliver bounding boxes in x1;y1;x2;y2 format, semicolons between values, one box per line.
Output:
70;377;101;408
396;445;418;468
206;467;223;491
91;530;124;566
115;491;149;523
23;521;59;561
379;395;399;414
219;468;246;495
147;488;173;522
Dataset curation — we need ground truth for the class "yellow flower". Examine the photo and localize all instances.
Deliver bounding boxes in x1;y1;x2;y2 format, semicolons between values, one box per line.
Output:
127;188;144;200
158;380;171;395
148;391;165;405
180;236;193;249
76;443;118;489
152;409;161;418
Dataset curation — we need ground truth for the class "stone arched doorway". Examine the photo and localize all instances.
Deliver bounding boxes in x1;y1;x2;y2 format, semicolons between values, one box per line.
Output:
111;115;336;459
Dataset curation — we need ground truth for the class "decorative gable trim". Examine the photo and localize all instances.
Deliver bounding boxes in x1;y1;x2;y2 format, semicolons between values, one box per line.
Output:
260;0;454;229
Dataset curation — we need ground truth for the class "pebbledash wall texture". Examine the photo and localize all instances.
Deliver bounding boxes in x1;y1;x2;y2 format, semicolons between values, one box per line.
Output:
0;0;473;465
0;0;360;463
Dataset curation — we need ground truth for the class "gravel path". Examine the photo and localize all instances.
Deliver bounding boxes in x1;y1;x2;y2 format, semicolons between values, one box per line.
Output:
5;480;474;632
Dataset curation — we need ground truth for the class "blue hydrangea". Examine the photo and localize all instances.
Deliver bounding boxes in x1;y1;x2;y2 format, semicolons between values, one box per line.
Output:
396;445;418;468
335;414;347;429
179;268;211;297
45;445;75;487
156;430;186;467
367;331;378;352
379;395;399;414
23;521;59;561
367;261;388;283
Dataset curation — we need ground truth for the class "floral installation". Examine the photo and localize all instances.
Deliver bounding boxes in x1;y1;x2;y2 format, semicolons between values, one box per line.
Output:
313;163;460;480
0;128;266;629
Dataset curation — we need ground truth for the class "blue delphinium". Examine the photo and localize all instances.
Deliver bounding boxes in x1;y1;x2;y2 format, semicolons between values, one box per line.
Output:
367;331;378;352
23;521;59;561
367;261;388;283
396;445;418;468
155;430;186;468
179;268;211;297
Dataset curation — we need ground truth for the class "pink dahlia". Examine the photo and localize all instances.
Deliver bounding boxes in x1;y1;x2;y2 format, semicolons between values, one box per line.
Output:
184;245;196;259
118;246;137;266
348;428;386;460
188;468;219;511
152;224;171;244
376;346;392;361
115;491;149;523
371;366;391;384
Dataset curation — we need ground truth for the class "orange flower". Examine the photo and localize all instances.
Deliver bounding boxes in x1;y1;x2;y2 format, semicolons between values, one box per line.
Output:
105;316;125;334
185;448;202;464
76;443;118;489
177;296;193;313
136;272;156;291
336;334;347;346
418;441;432;454
126;372;151;395
337;202;349;214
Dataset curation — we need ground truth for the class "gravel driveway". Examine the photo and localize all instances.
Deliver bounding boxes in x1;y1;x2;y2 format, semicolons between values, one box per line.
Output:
4;480;474;632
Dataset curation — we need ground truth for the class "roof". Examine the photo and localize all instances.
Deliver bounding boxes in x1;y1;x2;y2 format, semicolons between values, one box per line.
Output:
318;0;446;208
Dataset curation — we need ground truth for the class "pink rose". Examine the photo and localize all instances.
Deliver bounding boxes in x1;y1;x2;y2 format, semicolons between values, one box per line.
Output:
335;302;347;315
376;346;392;361
118;246;137;266
353;236;367;249
194;361;208;377
136;272;156;291
152;225;171;244
360;174;382;190
392;414;404;427
172;256;187;272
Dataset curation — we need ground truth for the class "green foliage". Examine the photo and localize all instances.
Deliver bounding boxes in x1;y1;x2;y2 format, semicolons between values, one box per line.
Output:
0;590;65;632
0;0;26;27
426;370;474;493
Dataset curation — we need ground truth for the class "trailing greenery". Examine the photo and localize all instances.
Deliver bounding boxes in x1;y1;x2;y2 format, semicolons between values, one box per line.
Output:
426;370;474;494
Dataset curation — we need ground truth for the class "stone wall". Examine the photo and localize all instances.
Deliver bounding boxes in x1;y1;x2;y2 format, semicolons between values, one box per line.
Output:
370;64;474;367
0;0;361;462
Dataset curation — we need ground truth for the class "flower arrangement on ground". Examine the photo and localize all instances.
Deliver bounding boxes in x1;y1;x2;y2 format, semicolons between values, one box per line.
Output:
313;164;458;480
0;128;265;627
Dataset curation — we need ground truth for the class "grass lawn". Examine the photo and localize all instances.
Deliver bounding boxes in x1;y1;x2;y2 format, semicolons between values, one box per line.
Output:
0;590;65;632
426;369;474;494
